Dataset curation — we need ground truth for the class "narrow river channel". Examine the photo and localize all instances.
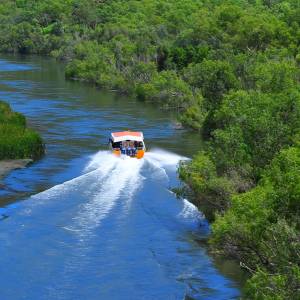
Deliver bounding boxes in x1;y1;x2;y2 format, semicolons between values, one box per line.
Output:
0;55;242;299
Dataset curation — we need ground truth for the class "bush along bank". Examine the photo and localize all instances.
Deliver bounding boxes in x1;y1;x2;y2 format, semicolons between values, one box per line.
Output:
179;144;300;299
0;0;300;298
0;101;44;160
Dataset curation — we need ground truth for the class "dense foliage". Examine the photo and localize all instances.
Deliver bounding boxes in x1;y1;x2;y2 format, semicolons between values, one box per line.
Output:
0;101;44;159
0;0;299;298
210;145;300;299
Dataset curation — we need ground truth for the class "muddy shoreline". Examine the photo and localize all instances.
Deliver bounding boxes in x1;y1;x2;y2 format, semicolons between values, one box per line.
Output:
0;159;33;181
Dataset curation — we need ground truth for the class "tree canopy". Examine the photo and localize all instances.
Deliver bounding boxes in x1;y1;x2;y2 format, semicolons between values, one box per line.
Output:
0;0;299;298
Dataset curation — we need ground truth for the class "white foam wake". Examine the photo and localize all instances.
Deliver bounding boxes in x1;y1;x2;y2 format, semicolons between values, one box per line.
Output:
29;152;119;205
27;149;196;234
145;149;188;168
143;149;188;182
69;152;144;238
83;150;117;173
178;199;203;220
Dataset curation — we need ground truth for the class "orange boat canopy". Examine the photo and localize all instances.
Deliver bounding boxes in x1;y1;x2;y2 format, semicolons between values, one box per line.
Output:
111;131;144;143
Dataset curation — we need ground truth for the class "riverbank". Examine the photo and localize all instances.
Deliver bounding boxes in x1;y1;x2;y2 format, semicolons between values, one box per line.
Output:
0;100;44;161
0;1;299;298
0;99;44;189
0;159;32;181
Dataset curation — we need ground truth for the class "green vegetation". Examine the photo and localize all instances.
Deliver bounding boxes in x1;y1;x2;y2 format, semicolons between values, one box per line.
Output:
0;101;44;160
211;146;300;299
0;0;299;298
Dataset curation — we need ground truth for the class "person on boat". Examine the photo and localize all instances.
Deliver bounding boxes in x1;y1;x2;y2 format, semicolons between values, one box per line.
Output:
121;141;129;154
128;141;137;156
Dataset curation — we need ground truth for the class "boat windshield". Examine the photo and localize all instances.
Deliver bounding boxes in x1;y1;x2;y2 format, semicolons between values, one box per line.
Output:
112;140;143;150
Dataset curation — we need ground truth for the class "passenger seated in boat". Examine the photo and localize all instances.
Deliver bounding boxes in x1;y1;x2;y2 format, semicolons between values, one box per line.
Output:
128;141;137;156
121;141;129;154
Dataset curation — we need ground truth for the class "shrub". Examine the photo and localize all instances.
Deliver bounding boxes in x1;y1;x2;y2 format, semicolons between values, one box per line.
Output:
179;152;235;220
0;101;44;159
136;70;197;110
212;146;300;299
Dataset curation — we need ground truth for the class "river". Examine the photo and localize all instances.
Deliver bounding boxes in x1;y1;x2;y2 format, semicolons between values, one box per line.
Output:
0;55;243;299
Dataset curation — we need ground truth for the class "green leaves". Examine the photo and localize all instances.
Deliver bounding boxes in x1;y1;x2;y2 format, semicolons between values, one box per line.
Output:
1;1;300;296
183;60;239;108
262;146;300;223
211;145;300;298
180;104;207;130
244;221;300;299
135;70;196;109
211;88;300;177
0;101;44;159
249;60;299;93
178;152;235;220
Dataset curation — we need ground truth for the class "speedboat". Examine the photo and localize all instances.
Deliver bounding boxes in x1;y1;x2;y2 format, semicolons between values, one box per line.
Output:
109;131;146;159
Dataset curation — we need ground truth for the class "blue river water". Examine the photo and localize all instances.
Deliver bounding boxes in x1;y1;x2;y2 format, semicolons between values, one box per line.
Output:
0;56;241;299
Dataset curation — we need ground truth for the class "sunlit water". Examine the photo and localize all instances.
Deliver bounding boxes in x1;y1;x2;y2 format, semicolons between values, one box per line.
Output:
0;56;241;299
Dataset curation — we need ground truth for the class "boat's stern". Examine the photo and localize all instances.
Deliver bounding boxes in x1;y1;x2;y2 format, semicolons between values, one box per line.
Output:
110;131;146;159
136;149;145;159
112;148;145;159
